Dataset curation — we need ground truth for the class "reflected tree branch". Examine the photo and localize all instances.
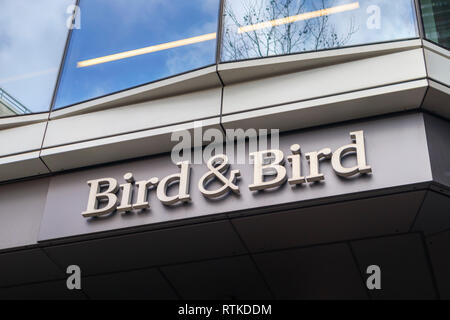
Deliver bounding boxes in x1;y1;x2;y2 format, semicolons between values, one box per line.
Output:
222;0;359;61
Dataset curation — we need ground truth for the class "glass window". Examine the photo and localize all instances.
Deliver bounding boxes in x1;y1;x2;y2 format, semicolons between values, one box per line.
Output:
0;0;74;117
420;0;450;49
221;0;419;62
54;0;220;110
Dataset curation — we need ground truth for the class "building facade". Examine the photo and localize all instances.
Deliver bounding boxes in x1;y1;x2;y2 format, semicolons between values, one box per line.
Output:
0;0;449;299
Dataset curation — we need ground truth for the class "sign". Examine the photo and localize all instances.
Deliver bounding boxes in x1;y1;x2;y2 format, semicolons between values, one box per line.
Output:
38;114;432;241
82;131;371;218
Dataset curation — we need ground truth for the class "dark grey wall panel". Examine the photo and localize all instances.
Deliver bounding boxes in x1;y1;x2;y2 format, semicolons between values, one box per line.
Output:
351;233;437;300
427;230;450;299
83;268;177;300
0;248;64;288
161;256;272;300
232;191;426;252
413;191;450;235
253;243;367;299
424;113;450;188
39;113;433;241
43;221;247;276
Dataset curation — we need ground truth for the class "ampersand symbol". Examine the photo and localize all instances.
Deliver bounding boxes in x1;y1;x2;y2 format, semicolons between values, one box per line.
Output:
198;154;241;199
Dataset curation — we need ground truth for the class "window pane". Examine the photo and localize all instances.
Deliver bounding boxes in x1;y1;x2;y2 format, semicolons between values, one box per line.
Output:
421;0;450;49
221;0;418;62
0;0;73;117
54;0;220;109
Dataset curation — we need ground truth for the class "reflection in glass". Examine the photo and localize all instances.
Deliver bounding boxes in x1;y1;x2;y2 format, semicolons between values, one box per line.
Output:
54;0;220;109
0;0;74;116
221;0;419;62
0;88;31;117
420;0;450;49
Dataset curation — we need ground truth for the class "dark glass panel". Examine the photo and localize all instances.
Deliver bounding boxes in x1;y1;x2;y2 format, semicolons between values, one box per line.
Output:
421;0;450;49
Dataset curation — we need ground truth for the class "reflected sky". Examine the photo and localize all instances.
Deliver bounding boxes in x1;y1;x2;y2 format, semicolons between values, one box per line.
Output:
221;0;418;61
54;0;220;109
0;0;73;115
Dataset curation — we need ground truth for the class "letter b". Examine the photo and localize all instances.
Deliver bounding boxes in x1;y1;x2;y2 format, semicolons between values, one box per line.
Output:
249;150;287;191
82;178;119;217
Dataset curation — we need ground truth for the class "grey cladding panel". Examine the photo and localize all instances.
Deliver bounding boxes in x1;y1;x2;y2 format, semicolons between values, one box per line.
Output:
38;113;433;241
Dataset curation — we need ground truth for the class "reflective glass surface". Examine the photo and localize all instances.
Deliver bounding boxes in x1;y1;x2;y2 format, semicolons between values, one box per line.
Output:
421;0;450;49
221;0;419;62
54;0;220;109
0;0;74;117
